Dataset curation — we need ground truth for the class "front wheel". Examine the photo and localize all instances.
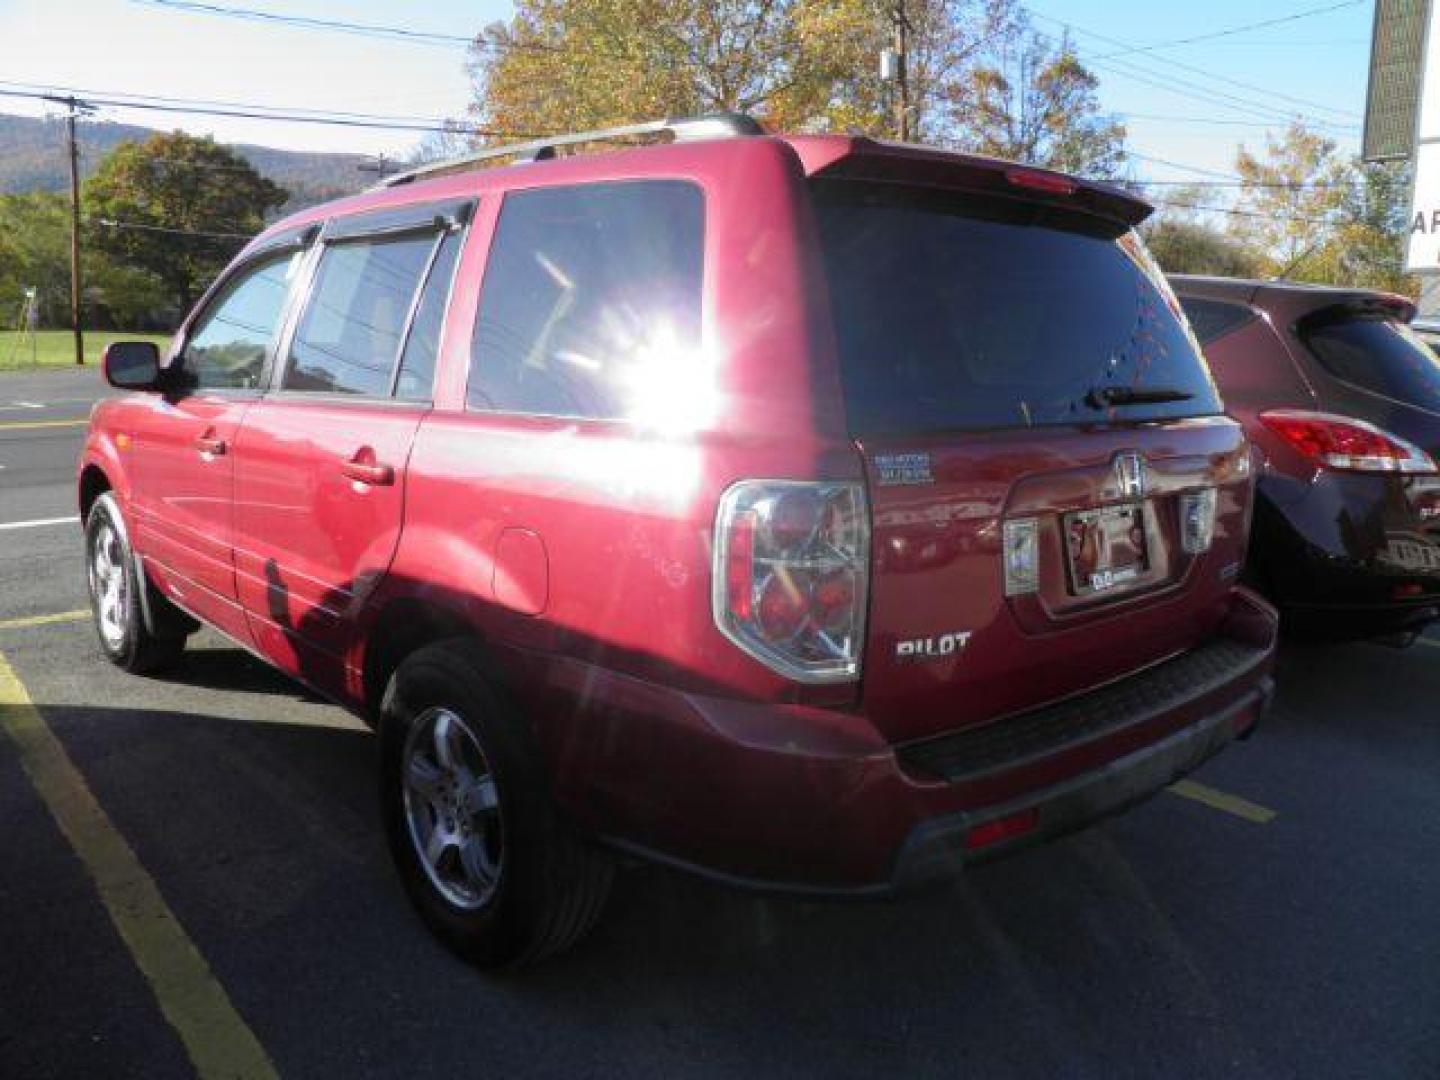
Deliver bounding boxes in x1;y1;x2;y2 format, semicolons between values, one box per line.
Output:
85;493;187;674
379;640;613;969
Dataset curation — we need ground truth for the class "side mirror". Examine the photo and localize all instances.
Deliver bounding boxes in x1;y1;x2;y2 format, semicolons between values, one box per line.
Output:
102;341;162;391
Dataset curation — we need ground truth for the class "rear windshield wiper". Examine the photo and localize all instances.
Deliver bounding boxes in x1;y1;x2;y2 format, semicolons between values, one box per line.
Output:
1085;385;1194;409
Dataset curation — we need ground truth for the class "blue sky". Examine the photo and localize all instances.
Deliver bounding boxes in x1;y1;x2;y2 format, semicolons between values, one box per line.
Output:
0;0;1374;184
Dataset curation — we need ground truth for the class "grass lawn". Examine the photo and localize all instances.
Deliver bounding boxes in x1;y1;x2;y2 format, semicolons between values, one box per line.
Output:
0;329;172;371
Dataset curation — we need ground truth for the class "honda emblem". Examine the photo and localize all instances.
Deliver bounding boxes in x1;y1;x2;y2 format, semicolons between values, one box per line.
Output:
1114;452;1145;499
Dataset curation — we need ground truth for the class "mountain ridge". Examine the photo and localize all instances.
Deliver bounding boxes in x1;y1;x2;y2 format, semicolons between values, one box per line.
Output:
0;112;376;211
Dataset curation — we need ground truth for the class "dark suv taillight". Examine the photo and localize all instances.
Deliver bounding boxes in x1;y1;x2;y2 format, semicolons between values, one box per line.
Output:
1259;409;1438;474
712;481;869;683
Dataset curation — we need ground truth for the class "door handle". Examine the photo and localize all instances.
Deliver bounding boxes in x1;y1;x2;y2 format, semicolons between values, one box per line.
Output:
342;456;395;486
195;434;227;456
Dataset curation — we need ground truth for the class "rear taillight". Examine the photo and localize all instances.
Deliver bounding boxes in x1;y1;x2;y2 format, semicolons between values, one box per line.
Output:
1258;410;1437;474
713;481;869;683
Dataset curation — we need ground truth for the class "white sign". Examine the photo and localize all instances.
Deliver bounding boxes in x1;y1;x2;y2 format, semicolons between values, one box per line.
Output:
1408;3;1440;272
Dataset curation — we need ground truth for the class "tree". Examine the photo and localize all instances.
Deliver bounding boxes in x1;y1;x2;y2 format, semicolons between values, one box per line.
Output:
1138;185;1264;277
0;193;72;327
1231;121;1350;276
465;0;1019;142
84;132;287;311
1314;161;1416;294
960;28;1126;178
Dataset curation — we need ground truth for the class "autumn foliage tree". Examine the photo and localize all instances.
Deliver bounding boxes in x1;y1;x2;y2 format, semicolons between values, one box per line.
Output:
85;132;287;312
466;0;1020;142
961;29;1125;178
1230;121;1350;275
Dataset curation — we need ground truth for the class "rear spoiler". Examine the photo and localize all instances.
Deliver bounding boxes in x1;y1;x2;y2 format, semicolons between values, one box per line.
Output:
1292;292;1417;333
787;135;1151;229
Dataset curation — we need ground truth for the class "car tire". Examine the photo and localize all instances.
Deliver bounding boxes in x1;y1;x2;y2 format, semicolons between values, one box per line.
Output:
85;493;188;675
379;639;613;969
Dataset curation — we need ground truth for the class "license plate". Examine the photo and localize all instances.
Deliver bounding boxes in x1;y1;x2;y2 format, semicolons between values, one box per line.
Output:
1065;504;1148;595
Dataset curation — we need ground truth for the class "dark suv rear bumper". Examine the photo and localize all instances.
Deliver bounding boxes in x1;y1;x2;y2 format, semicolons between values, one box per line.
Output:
536;589;1278;897
1252;474;1440;640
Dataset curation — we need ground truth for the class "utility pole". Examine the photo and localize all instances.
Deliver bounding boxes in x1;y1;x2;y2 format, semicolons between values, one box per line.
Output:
45;94;95;366
892;1;911;142
358;153;395;181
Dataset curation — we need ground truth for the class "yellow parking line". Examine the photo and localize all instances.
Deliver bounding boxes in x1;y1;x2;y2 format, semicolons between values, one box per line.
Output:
0;609;89;632
0;651;278;1079
1168;779;1276;824
0;419;88;431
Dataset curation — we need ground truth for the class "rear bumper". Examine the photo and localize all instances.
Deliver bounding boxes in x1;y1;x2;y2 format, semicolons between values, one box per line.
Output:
892;672;1272;888
1251;474;1440;639
528;589;1278;896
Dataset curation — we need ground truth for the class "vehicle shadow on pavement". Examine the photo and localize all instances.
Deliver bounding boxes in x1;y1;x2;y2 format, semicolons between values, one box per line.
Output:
5;693;1271;1078
148;643;331;705
1272;637;1440;739
10;634;1439;1078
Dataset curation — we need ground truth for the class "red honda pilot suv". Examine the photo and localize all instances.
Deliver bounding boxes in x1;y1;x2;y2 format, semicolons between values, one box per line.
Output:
81;114;1277;968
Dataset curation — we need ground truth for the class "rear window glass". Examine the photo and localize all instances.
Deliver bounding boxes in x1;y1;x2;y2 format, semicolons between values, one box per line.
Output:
812;182;1222;434
1180;296;1256;345
1303;315;1440;413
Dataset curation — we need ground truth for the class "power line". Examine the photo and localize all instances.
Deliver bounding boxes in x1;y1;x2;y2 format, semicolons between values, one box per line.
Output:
1089;55;1354;131
1140;178;1361;188
1152;199;1330;225
88;217;252;240
1029;7;1362;125
125;0;584;61
1128;150;1240;181
1121;111;1354;129
1086;1;1365;62
126;0;476;47
79;149;262;173
0;83;502;136
22;81;478;129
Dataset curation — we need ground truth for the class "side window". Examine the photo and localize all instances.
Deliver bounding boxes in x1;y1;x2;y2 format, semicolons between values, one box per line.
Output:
284;232;438;396
467;180;704;420
395;232;461;402
183;250;303;390
1180;297;1256;346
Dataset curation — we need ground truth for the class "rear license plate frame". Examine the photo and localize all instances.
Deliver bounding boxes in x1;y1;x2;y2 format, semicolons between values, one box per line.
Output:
1064;502;1149;597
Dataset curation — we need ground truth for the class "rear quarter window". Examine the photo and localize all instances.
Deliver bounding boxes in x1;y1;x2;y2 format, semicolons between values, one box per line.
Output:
467;180;704;422
1179;297;1257;346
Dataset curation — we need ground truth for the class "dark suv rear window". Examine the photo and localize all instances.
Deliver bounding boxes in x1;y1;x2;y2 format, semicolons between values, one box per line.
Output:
811;182;1221;435
1301;315;1440;413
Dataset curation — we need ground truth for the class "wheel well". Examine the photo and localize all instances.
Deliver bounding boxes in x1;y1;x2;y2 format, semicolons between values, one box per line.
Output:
362;599;476;722
79;465;111;523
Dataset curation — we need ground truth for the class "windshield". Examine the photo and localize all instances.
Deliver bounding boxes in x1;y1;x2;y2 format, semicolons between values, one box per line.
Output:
1302;314;1440;414
811;181;1222;435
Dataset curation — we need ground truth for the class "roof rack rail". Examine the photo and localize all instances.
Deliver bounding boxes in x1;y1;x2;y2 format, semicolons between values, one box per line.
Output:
379;112;764;188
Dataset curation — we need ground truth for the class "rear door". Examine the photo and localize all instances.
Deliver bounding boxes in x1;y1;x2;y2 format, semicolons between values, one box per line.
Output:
810;180;1252;742
232;202;468;698
128;244;307;643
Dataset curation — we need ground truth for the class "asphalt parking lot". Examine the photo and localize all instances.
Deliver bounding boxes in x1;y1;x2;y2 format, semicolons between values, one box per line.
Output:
1;366;1437;1079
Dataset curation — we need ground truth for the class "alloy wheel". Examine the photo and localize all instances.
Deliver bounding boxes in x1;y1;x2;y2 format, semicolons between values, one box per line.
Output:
401;706;505;910
89;517;130;651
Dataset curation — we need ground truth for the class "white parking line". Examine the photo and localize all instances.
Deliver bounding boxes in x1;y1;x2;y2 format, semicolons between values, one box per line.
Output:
0;402;46;411
0;516;79;532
